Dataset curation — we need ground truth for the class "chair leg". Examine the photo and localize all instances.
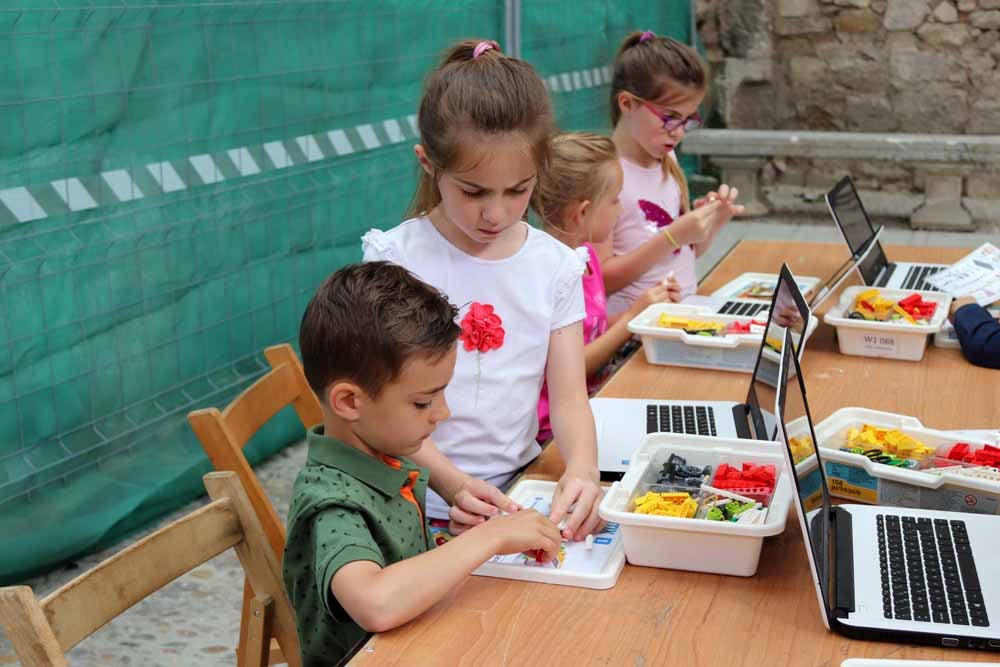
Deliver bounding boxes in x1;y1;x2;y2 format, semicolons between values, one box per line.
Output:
245;594;275;667
236;578;254;667
267;638;286;666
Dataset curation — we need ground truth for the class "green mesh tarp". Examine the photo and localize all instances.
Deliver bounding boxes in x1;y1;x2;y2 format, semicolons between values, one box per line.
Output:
0;0;691;584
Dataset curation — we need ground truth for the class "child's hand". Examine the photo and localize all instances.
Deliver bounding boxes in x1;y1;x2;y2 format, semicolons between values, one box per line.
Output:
448;478;521;535
663;272;682;303
480;509;562;561
693;183;742;213
633;272;682;313
692;185;745;237
949;295;978;323
634;282;672;312
549;466;604;542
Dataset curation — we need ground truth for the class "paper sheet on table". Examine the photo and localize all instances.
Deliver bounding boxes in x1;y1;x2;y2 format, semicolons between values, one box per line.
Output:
924;243;1000;306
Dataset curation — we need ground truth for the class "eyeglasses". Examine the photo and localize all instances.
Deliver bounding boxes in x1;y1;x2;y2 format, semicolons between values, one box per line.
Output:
639;99;702;132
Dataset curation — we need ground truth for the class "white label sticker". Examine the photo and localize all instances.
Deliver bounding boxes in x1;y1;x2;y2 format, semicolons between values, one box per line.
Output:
860;333;897;354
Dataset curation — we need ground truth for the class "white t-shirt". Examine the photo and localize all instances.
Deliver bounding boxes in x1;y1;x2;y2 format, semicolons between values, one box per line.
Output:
607;154;697;318
362;218;586;519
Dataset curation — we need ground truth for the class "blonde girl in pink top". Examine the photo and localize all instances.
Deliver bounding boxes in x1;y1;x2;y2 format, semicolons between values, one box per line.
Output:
601;30;746;318
533;133;677;442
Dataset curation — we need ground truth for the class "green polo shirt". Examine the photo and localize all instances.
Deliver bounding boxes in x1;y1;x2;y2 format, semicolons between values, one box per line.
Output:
282;426;433;667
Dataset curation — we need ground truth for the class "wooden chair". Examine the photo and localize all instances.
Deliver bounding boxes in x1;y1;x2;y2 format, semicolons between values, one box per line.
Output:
187;344;322;667
0;472;301;667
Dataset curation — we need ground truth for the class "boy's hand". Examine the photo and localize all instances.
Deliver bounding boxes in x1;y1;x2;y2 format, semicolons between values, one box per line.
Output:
480;509;562;561
448;477;521;535
549;466;604;542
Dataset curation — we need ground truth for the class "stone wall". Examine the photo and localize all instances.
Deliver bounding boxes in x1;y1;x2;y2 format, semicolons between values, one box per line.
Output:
695;0;1000;225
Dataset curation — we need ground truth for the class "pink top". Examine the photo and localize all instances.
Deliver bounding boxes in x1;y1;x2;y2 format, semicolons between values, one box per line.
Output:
606;154;697;318
536;243;609;442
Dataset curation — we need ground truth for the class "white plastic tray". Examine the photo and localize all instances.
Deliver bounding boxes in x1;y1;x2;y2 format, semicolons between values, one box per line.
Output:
627;302;817;374
710;271;821;302
823;287;952;361
471;479;625;589
599;433;792;577
813;407;1000;514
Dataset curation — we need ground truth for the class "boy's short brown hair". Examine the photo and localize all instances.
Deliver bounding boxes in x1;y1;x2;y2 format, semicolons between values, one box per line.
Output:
300;261;460;400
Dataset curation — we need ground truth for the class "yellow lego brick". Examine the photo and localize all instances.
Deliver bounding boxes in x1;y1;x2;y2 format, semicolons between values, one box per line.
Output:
857;289;879;303
893;303;916;324
656;315;691;329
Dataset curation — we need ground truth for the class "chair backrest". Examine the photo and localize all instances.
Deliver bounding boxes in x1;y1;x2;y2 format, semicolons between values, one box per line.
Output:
187;344;322;557
0;472;302;667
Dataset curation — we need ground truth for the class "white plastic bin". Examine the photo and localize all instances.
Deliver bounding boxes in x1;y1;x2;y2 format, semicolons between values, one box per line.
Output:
627;303;817;374
813;407;1000;515
823;287;952;361
598;433;793;577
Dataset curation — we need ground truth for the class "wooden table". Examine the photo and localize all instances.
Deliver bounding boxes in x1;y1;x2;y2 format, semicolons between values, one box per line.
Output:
352;241;1000;666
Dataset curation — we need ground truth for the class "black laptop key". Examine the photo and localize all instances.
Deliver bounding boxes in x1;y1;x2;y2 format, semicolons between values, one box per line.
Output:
671;406;682;432
683;406;695;434
902;266;921;290
957;553;981;592
647;405;658;434
972;615;990;627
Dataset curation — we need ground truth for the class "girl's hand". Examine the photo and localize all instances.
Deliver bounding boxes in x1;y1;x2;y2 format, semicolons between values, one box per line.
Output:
634;282;672;312
549;466;604;541
694;184;745;231
663;272;682;303
448;477;521;535
693;183;741;211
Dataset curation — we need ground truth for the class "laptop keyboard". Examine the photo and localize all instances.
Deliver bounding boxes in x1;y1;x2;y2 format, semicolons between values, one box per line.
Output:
877;514;988;626
718;301;770;317
901;265;943;291
646;404;717;437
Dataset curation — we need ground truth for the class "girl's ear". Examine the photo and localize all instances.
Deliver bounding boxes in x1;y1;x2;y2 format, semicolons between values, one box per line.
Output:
617;91;636;116
414;145;434;176
567;199;591;230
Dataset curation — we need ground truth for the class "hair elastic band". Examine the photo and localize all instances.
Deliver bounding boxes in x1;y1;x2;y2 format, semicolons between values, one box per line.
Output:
639;30;656;42
473;40;500;59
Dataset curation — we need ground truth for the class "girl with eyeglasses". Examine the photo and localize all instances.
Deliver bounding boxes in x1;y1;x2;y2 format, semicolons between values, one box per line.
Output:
599;31;745;318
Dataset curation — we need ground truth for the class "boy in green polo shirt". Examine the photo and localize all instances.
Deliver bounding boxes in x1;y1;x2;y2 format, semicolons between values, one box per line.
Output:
284;262;562;666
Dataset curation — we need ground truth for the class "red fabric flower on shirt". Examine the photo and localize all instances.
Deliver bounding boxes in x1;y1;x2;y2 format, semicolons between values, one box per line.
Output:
459;302;505;353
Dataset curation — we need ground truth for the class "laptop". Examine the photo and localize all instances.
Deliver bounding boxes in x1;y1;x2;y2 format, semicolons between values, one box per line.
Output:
703;223;881;318
775;328;1000;651
592;263;810;479
708;274;820;319
826;175;946;291
807;224;885;312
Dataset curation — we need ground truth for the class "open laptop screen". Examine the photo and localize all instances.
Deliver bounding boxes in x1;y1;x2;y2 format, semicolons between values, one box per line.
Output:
745;264;811;441
808;225;885;311
776;329;836;623
826;175;889;286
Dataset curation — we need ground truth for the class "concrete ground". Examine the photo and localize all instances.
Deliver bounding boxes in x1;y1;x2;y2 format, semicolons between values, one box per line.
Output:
2;214;998;666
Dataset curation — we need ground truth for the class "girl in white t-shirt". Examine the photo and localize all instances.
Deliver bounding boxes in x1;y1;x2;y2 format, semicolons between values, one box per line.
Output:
362;39;602;542
601;30;745;318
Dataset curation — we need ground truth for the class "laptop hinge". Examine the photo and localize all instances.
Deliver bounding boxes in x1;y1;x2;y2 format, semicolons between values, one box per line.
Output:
733;404;752;440
876;263;894;287
832;507;855;618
